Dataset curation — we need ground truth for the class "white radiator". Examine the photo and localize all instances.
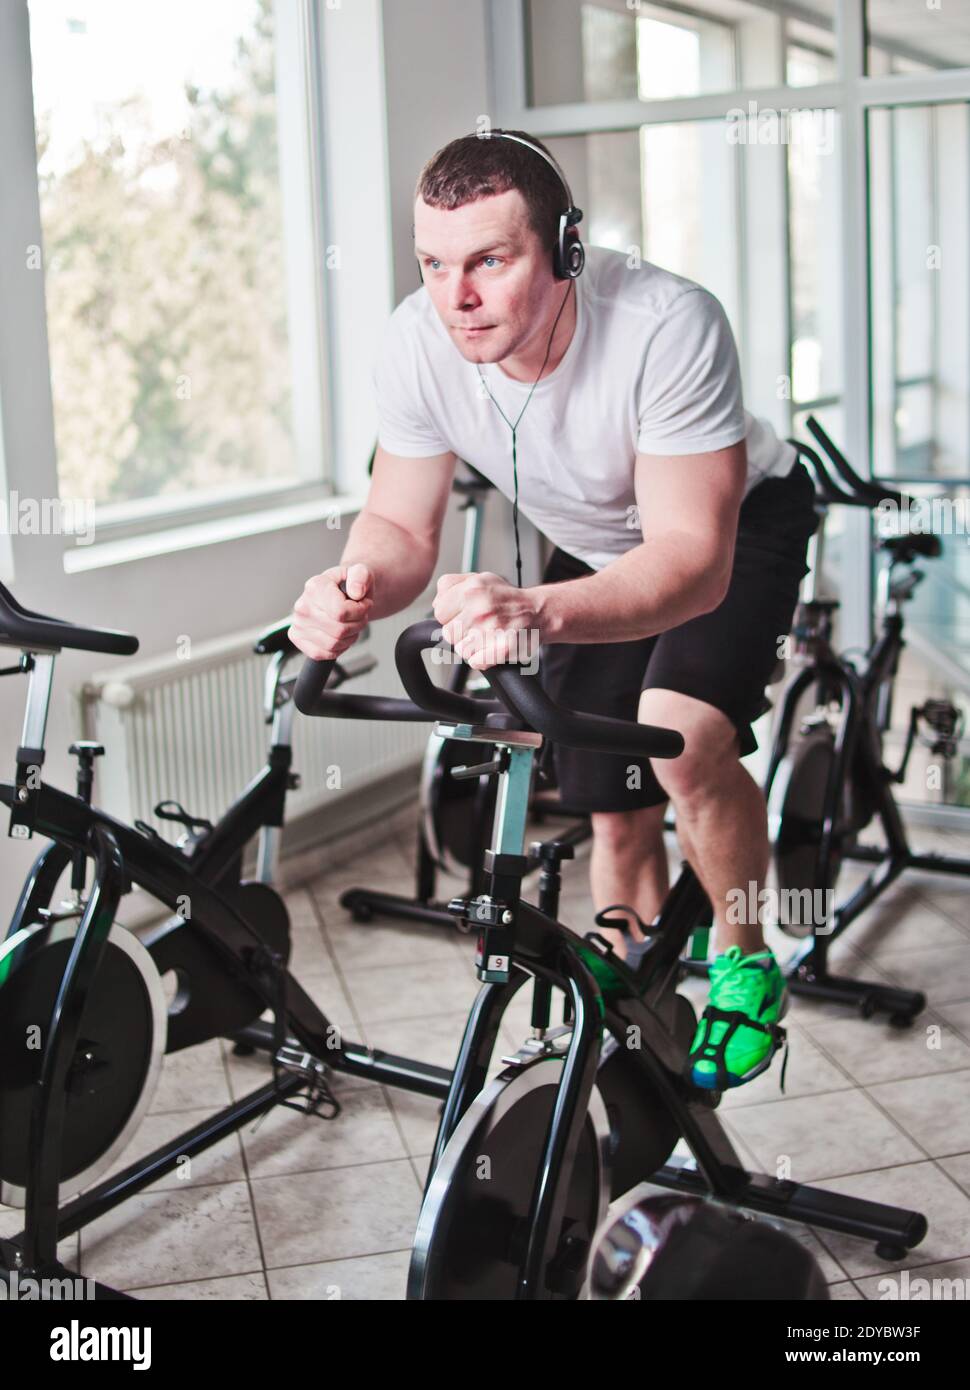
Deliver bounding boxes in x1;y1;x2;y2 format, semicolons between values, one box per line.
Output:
80;603;433;847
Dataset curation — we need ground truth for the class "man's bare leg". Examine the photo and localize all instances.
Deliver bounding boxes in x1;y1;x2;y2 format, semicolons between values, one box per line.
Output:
639;689;769;956
667;759;769;955
587;802;669;959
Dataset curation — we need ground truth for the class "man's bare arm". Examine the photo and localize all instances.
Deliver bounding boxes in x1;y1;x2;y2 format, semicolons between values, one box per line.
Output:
532;442;748;644
341;445;457;618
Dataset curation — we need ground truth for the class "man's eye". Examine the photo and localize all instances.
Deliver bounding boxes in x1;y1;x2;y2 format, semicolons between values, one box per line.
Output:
425;259;441;271
481;256;501;268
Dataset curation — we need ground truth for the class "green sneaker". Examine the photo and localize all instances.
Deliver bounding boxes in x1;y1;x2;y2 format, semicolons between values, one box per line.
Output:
578;903;653;998
687;946;788;1091
575;937;622;1009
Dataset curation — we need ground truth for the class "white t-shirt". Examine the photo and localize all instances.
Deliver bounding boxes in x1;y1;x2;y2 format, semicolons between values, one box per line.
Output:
373;245;795;572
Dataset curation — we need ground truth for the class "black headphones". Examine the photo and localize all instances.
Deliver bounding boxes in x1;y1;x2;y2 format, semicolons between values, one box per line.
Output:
485;131;585;280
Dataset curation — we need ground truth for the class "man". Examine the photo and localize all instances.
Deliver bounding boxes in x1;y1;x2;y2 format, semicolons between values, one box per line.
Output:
289;129;818;1089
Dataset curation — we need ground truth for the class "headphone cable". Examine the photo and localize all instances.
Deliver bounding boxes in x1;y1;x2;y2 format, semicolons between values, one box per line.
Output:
476;281;574;589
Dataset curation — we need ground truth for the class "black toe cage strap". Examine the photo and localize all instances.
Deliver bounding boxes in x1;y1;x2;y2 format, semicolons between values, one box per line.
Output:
690;1007;788;1091
593;902;654;937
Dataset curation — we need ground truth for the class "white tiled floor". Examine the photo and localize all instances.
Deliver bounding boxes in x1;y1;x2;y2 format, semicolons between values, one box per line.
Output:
5;813;970;1299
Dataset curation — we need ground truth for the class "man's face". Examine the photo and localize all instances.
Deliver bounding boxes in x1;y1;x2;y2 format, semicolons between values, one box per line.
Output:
413;189;558;365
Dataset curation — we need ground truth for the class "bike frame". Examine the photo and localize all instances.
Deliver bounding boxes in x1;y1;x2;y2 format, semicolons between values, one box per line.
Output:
764;543;970;1016
0;643;452;1296
412;717;927;1298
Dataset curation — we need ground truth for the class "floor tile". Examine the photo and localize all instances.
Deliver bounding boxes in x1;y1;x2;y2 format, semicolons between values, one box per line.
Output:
867;1069;970;1157
874;942;970;1007
282;888;324;930
809;1161;970;1278
266;1250;411;1300
828;1280;864;1299
136;1272;268;1300
95;1106;246;1193
722;1088;923;1183
308;853;416;916
285;919;333;976
323;910;466;974
238;1079;407;1178
360;1010;467;1074
854;1255;970;1300
719;1023;853;1109
937;1152;970;1197
935;999;970;1044
148;1038;232;1113
838;898;970;960
805;1012;970;1086
251;1160;421;1266
339;956;480;1026
912;886;970;933
385;1087;445;1161
79;1181;262;1292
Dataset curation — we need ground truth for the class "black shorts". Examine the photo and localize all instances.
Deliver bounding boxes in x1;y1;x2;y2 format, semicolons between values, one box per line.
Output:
538;461;819;812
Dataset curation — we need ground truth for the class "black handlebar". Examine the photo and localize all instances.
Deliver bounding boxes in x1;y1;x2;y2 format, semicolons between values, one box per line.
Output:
293;654;338;714
792;441;865;509
293;577;358;714
292;653;433;724
486;662;684;759
803;416;906;509
0;580;138;657
392;621;507;724
290;578;451;722
396;621;683;758
295;618;683;761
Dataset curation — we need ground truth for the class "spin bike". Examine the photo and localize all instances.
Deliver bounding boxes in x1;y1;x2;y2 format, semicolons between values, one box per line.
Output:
765;416;970;1023
294;621;928;1301
0;581;452;1299
340;464;590;930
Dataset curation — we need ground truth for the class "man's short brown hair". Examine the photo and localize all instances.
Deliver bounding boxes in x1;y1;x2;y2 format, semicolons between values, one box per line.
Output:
415;129;567;260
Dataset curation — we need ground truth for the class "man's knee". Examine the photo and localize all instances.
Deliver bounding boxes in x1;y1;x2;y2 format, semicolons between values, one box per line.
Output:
638;688;740;804
591;802;667;852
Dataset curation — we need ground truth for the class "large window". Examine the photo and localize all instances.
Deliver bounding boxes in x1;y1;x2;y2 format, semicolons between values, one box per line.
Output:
526;0;837;105
869;102;969;481
545;122;740;330
867;96;970;809
28;0;328;525
546;106;843;448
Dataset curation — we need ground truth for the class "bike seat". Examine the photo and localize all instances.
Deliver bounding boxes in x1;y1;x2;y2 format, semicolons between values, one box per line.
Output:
254;618;299;657
255;618;373;660
0;580;138;656
452;466;494;497
879;533;942;562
